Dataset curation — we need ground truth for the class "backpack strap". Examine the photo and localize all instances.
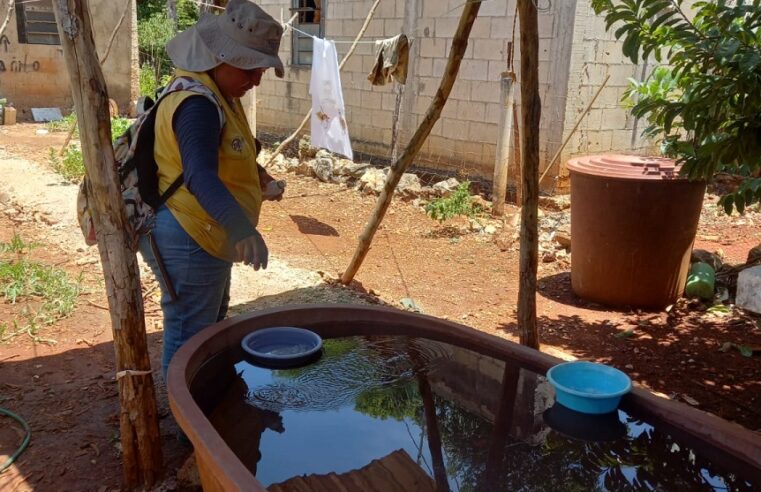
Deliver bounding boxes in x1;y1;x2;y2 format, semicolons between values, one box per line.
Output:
132;76;226;209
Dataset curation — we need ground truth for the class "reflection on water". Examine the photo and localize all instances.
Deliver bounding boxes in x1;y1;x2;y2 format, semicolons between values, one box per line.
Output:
206;336;757;491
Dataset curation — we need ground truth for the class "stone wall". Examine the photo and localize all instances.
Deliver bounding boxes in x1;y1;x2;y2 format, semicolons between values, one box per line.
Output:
252;0;657;189
0;0;137;117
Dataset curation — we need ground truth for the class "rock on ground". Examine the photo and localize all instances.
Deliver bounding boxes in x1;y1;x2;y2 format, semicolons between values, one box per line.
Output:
736;265;761;315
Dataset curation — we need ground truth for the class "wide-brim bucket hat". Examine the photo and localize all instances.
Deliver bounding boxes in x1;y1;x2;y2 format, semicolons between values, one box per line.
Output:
167;0;285;78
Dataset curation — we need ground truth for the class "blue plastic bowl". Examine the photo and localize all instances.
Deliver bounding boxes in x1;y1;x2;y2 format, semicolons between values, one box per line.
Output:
547;361;632;414
241;327;323;369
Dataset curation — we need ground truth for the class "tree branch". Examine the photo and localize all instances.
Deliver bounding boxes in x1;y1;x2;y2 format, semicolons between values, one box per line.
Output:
0;0;14;37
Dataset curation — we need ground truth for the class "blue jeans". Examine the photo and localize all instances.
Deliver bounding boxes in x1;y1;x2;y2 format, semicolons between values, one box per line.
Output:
139;207;232;378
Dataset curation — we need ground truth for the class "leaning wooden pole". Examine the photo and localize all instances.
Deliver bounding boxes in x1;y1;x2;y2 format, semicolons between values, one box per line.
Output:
341;0;481;284
265;0;382;167
53;0;162;487
516;0;541;349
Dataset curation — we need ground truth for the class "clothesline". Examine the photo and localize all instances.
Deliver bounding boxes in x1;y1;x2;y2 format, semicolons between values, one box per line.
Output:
287;24;379;44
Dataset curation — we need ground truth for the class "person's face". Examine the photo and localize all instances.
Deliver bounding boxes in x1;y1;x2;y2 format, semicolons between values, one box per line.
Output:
213;64;268;98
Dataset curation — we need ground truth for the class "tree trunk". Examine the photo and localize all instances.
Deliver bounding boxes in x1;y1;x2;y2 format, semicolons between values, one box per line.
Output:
0;0;14;37
341;1;481;284
166;0;177;32
200;0;226;14
517;0;541;349
52;0;163;487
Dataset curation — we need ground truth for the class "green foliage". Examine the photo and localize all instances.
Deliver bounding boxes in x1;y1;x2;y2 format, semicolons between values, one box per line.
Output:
592;0;761;214
139;63;173;98
47;117;135;182
137;0;166;20
353;383;422;421
110;117;131;142
138;0;198;30
46;113;78;134
0;234;81;343
49;145;85;183
425;181;482;223
137;0;199;96
0;234;38;255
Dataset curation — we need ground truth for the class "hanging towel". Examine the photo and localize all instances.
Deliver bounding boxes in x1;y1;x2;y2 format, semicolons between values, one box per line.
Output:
367;34;410;86
310;38;353;160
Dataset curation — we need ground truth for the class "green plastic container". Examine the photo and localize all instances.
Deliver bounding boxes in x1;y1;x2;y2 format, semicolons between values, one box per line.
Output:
685;262;715;300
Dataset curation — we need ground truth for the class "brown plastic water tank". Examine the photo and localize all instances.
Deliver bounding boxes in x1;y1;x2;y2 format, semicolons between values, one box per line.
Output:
568;155;706;308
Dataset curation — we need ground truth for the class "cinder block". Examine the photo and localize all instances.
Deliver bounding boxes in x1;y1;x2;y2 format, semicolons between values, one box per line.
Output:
420;38;446;58
443;118;469;140
423;1;452;18
473;39;505;61
468;121;498;144
433;58;447;78
361;91;382;110
737;266;761;314
417;57;434;77
434;17;459;37
480;0;507;17
459;100;486;122
371;109;391;128
470;81;500;103
470;16;492;39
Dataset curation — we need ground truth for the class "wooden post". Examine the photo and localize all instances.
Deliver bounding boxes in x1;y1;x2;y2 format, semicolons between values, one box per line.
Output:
53;0;163;487
265;0;383;167
492;71;516;216
538;74;610;185
0;0;13;36
513;104;522;203
341;0;481;284
517;0;540;349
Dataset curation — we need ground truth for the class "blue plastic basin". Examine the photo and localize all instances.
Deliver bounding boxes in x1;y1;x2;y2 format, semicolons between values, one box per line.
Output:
547;361;632;414
241;327;323;369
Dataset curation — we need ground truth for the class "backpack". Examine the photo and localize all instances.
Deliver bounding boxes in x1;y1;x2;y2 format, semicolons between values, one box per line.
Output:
76;76;226;247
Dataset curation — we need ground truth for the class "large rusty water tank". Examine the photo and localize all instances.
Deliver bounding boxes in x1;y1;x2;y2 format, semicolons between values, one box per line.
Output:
568;155;706;309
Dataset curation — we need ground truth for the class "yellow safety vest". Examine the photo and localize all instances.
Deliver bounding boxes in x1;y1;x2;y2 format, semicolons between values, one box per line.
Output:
154;69;262;262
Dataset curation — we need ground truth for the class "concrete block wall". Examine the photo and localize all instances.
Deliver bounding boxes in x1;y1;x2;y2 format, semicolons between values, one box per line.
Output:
0;0;137;117
557;0;657;188
255;0;654;187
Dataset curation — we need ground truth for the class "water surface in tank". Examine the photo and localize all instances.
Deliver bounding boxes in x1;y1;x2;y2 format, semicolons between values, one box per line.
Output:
207;336;755;491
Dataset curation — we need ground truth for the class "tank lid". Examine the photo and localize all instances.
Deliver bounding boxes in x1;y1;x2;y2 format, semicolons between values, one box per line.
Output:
567;154;684;181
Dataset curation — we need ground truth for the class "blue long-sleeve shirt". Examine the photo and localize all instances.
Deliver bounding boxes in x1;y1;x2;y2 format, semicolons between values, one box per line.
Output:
172;96;256;244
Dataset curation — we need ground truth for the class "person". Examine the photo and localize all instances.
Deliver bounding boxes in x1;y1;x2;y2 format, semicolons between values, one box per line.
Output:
139;0;285;378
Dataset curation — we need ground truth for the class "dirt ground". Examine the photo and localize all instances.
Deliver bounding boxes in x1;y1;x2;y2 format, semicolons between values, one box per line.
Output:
0;123;760;491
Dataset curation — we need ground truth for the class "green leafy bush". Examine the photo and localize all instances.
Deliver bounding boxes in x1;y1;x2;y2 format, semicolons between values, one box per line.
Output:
110;117;131;142
139;63;173;99
46;113;78;134
49;145;85;182
592;0;761;214
48;117;134;181
425;182;483;223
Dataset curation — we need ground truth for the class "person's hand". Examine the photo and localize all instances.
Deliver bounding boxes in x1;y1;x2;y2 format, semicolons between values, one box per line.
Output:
258;165;285;201
234;231;268;270
262;179;286;201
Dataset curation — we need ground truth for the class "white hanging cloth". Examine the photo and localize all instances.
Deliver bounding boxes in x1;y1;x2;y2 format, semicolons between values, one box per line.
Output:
309;38;353;160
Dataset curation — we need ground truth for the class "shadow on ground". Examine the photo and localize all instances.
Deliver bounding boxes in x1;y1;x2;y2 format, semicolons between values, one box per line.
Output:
536;271;654;313
497;311;761;429
289;215;340;237
0;332;192;491
0;284;380;490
